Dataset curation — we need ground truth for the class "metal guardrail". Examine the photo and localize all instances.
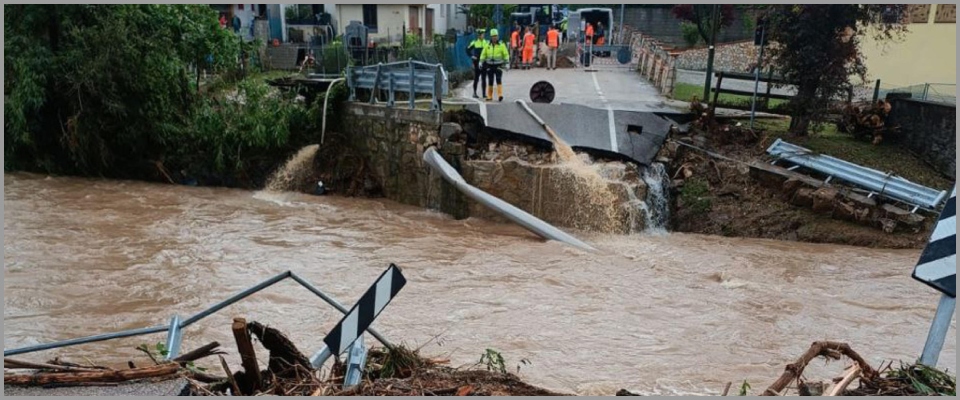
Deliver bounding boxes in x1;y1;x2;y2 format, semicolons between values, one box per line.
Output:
346;60;448;111
4;270;391;387
767;139;949;212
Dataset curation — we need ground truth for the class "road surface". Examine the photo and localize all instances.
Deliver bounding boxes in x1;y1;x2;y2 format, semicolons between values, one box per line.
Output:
457;68;677;112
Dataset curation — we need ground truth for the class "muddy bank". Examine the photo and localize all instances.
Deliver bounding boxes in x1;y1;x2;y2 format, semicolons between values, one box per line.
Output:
661;121;933;250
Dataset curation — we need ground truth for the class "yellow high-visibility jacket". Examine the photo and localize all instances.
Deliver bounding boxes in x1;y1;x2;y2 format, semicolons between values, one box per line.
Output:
480;41;510;65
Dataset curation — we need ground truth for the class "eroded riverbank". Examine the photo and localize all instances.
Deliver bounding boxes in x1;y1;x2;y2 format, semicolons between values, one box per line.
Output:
4;172;954;395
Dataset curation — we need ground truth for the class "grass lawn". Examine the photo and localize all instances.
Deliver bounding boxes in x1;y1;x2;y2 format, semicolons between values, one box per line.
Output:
673;82;788;109
749;118;953;190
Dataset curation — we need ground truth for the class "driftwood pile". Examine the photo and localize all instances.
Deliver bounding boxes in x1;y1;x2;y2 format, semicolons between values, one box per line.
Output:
758;341;955;397
4;318;562;396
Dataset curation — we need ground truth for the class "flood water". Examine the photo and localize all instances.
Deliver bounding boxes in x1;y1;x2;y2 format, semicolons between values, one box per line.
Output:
4;173;955;395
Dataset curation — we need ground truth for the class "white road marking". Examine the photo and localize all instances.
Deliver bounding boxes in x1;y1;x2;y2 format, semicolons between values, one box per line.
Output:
592;72;618;152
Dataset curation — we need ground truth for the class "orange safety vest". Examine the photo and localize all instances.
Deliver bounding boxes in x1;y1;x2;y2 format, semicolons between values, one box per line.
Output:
546;29;559;48
586;23;594;38
511;30;520;48
523;32;535;48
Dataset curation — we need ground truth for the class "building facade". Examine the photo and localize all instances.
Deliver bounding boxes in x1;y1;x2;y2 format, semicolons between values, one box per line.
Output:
860;4;956;87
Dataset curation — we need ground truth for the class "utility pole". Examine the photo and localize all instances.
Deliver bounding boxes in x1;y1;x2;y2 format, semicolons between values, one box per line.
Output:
750;17;766;129
618;4;625;45
702;4;720;101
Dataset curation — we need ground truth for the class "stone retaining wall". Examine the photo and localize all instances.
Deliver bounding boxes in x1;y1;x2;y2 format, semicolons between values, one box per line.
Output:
674;40;774;73
886;98;957;180
336;104;650;233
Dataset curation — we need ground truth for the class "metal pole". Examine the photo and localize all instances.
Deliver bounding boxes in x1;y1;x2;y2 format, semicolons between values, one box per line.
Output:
750;27;766;130
872;79;881;102
181;271;292;327
920;294;956;367
702;4;720;101
4;325;169;357
618;4;625;45
922;83;930;101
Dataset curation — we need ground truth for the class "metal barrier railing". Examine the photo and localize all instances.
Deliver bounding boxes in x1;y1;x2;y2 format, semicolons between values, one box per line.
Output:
346;60;448;111
767;138;949;212
3;270;392;360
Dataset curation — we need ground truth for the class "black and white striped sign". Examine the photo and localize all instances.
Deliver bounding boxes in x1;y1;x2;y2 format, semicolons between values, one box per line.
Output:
324;264;407;356
913;187;956;298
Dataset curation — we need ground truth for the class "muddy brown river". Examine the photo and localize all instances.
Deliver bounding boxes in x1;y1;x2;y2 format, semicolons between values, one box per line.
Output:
4;173;955;395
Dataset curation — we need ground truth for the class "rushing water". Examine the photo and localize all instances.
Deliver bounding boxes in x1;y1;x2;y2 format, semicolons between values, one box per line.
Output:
641;163;671;234
4;173;955;395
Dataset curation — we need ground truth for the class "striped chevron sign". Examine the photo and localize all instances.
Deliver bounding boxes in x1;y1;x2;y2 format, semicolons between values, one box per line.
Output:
324;264;407;356
913;187;956;298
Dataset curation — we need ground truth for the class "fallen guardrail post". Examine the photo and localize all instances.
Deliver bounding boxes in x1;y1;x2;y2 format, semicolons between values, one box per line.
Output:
163;315;183;361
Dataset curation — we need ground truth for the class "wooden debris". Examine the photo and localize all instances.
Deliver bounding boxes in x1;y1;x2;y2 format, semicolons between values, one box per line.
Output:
174;341;223;364
232;317;262;393
761;341;878;396
827;365;862;396
4;358;107;373
4;363;179;386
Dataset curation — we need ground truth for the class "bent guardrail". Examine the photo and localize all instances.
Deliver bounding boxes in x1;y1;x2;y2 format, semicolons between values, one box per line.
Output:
4;270;395;388
767;138;949;212
347;59;449;111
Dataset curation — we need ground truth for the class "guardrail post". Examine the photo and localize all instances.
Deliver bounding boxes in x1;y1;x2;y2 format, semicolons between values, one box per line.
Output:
388;69;396;107
309;345;333;369
409;59;416;109
347;65;357;101
343;336;367;388
163;315;183;361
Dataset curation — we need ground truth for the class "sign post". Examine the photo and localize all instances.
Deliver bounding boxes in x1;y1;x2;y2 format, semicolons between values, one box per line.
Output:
913;186;956;367
749;18;766;130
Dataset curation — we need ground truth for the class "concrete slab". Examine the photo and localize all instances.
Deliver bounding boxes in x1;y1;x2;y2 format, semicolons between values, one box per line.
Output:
5;377;189;397
465;102;675;166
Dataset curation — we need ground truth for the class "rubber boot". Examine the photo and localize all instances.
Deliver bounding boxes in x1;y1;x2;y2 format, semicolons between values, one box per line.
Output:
486;86;494;102
497;85;503;102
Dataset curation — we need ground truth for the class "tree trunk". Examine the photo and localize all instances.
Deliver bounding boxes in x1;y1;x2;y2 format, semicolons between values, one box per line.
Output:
789;82;819;136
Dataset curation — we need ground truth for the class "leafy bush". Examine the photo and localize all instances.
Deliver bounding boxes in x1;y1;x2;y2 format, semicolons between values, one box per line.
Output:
679;22;701;47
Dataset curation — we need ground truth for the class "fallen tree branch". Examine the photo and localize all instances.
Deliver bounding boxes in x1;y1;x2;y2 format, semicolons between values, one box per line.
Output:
827;365;862;396
4;358;106;373
174;341;223;364
762;341;877;396
4;362;180;386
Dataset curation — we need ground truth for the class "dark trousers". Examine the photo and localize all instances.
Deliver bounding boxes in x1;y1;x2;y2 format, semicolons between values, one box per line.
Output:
485;65;503;87
472;59;485;93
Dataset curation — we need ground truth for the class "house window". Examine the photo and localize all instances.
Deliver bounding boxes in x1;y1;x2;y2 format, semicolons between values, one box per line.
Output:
363;4;378;31
238;4;244;10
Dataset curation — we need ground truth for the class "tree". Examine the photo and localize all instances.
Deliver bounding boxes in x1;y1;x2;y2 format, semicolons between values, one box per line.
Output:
458;4;517;29
762;5;906;135
4;5;244;174
672;4;736;100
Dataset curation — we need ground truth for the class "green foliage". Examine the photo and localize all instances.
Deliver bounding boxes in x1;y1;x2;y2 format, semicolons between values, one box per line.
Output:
136;342;206;373
886;363;955;396
739;380;751;396
4;5;245;175
761;5;906;134
680;178;712;215
679;22;701;47
479;348;507;374
4;5;322;186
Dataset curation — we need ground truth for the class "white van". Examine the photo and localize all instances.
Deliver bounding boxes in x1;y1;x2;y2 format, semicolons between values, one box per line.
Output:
567;8;614;43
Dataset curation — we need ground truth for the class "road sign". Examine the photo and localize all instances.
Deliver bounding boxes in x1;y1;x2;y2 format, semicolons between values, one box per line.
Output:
323;264;407;356
913;187;956;298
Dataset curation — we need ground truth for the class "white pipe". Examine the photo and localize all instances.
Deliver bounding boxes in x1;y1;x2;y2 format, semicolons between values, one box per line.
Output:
423;147;595;252
322;78;346;145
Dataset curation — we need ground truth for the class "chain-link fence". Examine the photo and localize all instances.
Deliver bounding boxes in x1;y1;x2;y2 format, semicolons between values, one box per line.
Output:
851;81;956;105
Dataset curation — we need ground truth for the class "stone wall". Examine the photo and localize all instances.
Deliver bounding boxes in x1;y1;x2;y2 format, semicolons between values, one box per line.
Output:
674;40;774;72
886;98;957;180
336;104;650;233
340;104;468;218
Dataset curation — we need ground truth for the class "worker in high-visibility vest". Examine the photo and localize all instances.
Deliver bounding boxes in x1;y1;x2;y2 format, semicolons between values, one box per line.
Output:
585;22;595;45
466;29;489;98
480;29;509;102
560;19;568;43
521;26;536;69
546;25;560;70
